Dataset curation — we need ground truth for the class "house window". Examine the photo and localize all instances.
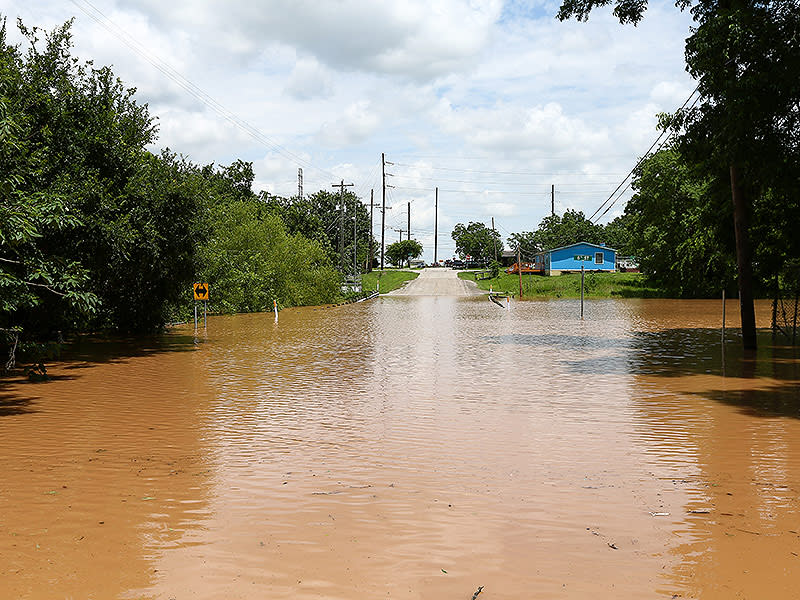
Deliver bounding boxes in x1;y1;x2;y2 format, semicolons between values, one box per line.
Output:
595;252;603;265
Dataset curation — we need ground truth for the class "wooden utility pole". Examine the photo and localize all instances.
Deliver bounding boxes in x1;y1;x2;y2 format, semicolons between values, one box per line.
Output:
517;245;523;299
491;217;498;262
366;189;381;272
407;201;411;241
331;180;354;274
551;184;555;216
434;187;439;265
353;192;358;282
381;153;386;270
730;165;756;349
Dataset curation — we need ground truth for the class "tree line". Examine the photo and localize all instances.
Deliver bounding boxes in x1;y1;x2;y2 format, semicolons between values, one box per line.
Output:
556;0;800;348
0;19;374;368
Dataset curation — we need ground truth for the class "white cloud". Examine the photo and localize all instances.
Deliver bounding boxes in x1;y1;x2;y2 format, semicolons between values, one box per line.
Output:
0;0;698;261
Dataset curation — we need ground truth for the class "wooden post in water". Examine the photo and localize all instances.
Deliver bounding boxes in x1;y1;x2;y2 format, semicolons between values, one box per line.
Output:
580;265;585;320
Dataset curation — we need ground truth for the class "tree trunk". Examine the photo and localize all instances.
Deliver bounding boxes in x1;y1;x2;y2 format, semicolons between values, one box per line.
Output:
730;165;757;350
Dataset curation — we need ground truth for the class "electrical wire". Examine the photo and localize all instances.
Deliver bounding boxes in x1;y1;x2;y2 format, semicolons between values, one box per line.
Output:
588;82;702;222
68;0;338;182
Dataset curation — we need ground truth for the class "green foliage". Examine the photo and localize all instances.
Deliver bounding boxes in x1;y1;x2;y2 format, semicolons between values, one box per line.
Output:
264;190;373;276
508;210;604;256
197;203;340;313
558;0;800;307
451;222;502;261
0;17;352;369
623;149;735;296
385;239;423;267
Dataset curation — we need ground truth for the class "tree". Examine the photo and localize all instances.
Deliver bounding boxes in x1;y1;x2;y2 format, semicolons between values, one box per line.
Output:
602;213;634;256
451;222;502;262
197;202;340;313
558;0;800;349
625;148;735;296
385;239;423;267
508;209;604;258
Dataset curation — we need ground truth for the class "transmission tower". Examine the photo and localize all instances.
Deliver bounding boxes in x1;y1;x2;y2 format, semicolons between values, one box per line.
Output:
297;168;304;200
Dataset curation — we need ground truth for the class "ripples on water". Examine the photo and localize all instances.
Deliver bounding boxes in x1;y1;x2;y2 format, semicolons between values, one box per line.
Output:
1;297;799;599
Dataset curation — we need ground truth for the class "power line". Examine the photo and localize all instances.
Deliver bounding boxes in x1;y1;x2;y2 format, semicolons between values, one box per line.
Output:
591;91;703;224
69;0;336;181
588;83;702;222
391;163;628;176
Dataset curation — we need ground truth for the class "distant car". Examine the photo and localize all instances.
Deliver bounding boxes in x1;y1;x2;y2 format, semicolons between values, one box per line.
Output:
451;260;465;269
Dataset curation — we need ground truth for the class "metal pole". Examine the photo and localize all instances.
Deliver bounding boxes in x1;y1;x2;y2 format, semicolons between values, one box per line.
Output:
353;194;358;283
434;187;438;265
194;303;198;330
580;265;585;320
204;300;207;328
368;189;374;272
722;288;726;342
722;288;726;375
492;217;497;263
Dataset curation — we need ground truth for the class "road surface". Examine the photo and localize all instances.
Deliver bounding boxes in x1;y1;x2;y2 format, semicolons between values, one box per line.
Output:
386;268;484;297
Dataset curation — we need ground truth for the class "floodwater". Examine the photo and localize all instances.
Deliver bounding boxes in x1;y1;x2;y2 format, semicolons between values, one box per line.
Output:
1;297;799;599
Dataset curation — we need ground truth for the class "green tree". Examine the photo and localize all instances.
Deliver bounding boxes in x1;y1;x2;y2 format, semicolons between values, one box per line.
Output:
385;239;423;267
602;213;634;256
625;149;735;296
508;209;604;258
451;222;502;262
198;202;340;313
558;0;800;348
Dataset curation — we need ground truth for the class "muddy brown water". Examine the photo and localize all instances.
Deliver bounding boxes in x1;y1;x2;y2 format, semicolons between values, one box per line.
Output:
1;297;799;599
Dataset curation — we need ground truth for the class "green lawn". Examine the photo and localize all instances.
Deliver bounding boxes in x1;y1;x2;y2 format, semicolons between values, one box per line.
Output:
458;270;665;298
362;270;419;293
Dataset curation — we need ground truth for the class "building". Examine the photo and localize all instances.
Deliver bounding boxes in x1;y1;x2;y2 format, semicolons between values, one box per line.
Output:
616;256;640;272
542;242;616;276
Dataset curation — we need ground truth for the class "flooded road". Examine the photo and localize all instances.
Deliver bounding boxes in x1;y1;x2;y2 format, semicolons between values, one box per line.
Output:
1;296;799;599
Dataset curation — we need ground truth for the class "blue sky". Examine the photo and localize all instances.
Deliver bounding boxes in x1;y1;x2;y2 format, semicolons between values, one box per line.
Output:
0;0;695;260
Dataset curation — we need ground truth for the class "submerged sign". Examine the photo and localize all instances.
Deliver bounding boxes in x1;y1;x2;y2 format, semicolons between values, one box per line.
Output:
193;283;209;301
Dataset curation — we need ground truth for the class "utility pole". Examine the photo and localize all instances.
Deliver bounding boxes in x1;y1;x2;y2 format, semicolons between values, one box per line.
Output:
380;153;394;270
551;184;555;216
331;179;354;274
491;216;498;262
393;227;406;242
353;193;358;285
434;187;438;265
367;189;381;272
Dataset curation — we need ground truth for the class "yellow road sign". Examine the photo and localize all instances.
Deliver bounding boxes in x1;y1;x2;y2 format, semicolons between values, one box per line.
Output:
193;283;209;301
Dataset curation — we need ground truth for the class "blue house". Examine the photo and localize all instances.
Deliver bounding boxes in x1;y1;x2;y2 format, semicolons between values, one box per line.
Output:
542;242;616;275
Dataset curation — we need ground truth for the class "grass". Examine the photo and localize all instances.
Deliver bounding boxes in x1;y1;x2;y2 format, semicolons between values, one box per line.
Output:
362;269;419;293
457;270;666;298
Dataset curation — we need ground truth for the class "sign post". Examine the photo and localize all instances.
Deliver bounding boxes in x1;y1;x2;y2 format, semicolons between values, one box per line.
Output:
193;283;209;329
580;265;585;320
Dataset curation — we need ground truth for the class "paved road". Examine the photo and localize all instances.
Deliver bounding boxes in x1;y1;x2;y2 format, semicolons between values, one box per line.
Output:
386;268;484;297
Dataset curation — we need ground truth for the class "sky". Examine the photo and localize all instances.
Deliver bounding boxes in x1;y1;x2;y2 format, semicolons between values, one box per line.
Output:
1;0;696;261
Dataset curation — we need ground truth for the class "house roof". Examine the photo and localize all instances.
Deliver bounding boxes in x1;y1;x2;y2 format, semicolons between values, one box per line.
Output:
545;241;617;254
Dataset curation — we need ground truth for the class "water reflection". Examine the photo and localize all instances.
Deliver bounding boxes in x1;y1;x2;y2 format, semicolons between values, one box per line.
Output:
1;297;799;598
